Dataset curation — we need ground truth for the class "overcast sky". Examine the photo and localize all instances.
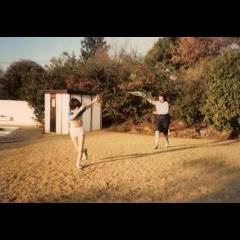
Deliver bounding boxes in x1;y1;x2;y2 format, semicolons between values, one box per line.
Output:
0;37;159;70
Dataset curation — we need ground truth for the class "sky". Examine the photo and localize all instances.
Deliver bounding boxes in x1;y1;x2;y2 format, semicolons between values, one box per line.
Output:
0;37;159;70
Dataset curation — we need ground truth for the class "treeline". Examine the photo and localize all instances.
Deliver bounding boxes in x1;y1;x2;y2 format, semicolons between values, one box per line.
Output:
0;37;240;136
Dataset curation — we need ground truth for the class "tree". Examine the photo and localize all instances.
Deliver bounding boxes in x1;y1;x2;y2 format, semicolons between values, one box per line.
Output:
171;37;224;68
173;79;206;126
171;37;240;68
4;60;47;122
145;37;177;69
45;52;76;90
20;66;47;123
202;49;240;135
80;37;109;61
121;63;178;123
4;60;45;100
209;37;240;47
0;68;6;99
78;50;129;125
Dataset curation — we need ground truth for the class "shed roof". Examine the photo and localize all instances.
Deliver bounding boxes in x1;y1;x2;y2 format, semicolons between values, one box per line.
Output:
41;89;93;95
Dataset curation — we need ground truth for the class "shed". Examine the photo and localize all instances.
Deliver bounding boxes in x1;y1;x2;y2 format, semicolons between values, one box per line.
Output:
43;89;102;134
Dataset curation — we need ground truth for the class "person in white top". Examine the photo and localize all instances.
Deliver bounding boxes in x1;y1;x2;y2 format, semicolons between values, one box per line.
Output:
146;94;170;149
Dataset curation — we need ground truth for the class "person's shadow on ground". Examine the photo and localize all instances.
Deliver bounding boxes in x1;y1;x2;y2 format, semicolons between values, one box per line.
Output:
85;139;240;168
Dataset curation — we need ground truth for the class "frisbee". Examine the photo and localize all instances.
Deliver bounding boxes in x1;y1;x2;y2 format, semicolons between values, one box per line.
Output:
128;91;147;98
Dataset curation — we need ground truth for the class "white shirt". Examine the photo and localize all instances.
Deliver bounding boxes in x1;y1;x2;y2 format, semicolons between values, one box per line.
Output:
155;101;169;115
147;99;169;115
149;100;169;115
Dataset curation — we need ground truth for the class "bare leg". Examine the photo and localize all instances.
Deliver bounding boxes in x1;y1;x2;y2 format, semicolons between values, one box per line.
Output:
71;136;87;160
71;136;82;169
76;134;85;169
154;131;160;149
71;137;79;152
164;133;169;148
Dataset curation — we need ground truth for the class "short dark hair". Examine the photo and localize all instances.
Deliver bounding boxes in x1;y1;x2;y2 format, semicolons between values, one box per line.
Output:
159;93;167;102
70;98;82;110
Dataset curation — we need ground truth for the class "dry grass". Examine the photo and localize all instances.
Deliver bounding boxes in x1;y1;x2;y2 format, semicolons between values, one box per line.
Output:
0;130;240;203
109;121;233;140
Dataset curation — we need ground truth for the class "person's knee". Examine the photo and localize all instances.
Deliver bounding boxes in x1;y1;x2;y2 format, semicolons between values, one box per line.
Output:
78;147;84;155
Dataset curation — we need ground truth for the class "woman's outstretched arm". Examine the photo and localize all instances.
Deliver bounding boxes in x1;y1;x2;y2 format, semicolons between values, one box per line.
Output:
145;98;157;106
85;95;100;110
68;106;87;121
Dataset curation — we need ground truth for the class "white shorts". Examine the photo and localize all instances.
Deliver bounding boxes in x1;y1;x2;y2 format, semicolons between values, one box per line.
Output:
69;127;84;138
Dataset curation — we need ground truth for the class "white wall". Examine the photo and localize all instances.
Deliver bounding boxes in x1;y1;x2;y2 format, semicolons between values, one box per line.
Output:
44;94;50;132
56;94;62;134
81;95;92;132
55;94;70;134
0;100;37;126
92;101;101;130
61;94;70;134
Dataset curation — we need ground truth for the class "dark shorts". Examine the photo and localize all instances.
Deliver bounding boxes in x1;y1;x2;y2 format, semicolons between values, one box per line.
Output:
156;114;170;135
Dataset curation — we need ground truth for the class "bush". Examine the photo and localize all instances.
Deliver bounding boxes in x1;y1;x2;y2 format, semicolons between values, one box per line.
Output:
4;60;45;100
67;51;134;126
20;67;47;123
145;37;177;69
0;70;7;99
4;60;47;123
173;79;206;126
121;64;178;124
202;50;240;135
170;59;212;126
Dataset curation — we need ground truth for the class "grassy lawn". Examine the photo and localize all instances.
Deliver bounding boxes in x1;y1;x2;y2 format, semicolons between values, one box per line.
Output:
0;130;240;203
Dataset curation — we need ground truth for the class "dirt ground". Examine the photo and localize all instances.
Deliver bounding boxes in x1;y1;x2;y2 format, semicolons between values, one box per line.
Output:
0;129;240;203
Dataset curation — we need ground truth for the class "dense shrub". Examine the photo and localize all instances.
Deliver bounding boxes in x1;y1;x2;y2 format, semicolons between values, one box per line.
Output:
145;37;177;69
172;37;230;68
173;79;206;126
170;59;211;126
65;51;134;126
4;60;45;100
0;68;7;99
4;60;47;123
202;50;240;135
121;64;179;123
20;67;48;122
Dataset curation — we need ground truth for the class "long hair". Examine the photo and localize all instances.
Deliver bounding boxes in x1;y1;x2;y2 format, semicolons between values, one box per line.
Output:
69;98;82;110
